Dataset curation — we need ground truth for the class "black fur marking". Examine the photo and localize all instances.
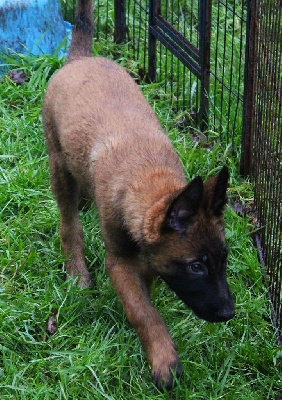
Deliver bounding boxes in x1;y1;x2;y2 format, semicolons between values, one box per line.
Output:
160;241;234;323
164;176;203;234
162;267;234;322
105;223;139;258
212;166;229;216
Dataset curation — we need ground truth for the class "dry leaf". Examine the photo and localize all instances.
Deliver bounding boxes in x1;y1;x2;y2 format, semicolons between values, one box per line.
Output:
7;70;29;85
47;308;58;334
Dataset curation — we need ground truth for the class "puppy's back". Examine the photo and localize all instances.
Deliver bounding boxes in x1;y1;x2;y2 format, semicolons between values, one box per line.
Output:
45;57;159;143
43;56;185;200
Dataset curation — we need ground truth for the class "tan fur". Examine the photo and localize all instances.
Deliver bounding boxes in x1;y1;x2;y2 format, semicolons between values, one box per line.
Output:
43;0;234;390
43;55;186;384
43;57;186;244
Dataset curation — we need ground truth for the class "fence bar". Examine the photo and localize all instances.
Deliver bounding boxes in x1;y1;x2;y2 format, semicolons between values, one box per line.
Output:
148;0;211;131
148;0;160;81
240;0;258;176
114;0;127;43
198;0;212;132
149;23;201;78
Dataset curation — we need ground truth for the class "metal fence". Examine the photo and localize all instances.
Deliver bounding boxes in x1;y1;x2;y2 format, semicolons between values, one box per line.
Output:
241;0;282;341
119;0;247;146
61;0;282;339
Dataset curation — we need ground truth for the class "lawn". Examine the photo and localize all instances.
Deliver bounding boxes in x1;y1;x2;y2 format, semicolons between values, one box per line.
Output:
0;38;281;399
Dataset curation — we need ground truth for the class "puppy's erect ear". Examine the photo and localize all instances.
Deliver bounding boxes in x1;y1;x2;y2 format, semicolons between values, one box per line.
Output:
164;176;203;234
212;166;229;216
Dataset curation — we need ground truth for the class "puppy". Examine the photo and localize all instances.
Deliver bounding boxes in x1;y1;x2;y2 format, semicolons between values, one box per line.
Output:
42;0;234;390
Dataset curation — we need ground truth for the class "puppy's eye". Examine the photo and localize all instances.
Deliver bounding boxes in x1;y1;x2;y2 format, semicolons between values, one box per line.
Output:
190;263;203;273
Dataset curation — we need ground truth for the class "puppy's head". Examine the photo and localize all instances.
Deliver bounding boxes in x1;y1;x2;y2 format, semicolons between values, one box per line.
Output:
146;166;235;323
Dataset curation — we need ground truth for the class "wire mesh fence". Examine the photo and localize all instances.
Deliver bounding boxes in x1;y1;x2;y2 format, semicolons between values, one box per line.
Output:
118;0;247;147
242;0;282;340
61;0;282;339
210;0;246;146
60;0;246;146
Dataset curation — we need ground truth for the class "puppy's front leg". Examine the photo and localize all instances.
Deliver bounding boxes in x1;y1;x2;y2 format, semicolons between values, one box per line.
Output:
105;254;183;390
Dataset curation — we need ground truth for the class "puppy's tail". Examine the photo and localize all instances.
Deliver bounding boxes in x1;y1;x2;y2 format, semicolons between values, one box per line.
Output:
66;0;94;63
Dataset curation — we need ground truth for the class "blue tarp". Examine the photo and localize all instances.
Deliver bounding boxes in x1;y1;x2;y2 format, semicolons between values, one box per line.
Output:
0;0;70;56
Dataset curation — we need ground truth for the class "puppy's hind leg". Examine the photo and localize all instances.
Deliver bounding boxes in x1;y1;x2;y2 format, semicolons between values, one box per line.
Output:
49;152;93;288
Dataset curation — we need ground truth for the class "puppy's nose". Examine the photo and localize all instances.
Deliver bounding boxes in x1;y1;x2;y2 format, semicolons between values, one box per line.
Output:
216;307;235;322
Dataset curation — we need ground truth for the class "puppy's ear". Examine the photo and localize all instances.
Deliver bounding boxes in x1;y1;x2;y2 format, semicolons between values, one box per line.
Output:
164;176;203;234
212;166;229;216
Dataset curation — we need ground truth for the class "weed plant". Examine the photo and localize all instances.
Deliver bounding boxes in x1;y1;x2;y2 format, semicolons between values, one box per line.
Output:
0;38;282;399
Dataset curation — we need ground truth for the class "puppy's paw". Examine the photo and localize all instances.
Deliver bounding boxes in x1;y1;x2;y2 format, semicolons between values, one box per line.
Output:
76;273;94;289
152;359;183;391
66;270;94;289
150;343;183;392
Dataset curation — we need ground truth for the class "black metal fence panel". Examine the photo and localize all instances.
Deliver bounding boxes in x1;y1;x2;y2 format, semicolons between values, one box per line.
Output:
61;1;246;146
148;0;212;131
123;0;247;148
61;1;246;145
210;0;247;147
247;0;282;339
125;0;202;116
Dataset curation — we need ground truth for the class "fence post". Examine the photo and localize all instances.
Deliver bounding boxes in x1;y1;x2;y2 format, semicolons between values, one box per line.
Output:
198;0;212;132
114;0;127;43
148;0;160;82
240;0;258;176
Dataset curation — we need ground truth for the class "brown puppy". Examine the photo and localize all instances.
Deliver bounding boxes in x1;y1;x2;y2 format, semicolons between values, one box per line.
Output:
43;0;235;390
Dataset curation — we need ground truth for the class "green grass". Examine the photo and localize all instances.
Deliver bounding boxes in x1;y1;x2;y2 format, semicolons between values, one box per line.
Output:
0;42;282;399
